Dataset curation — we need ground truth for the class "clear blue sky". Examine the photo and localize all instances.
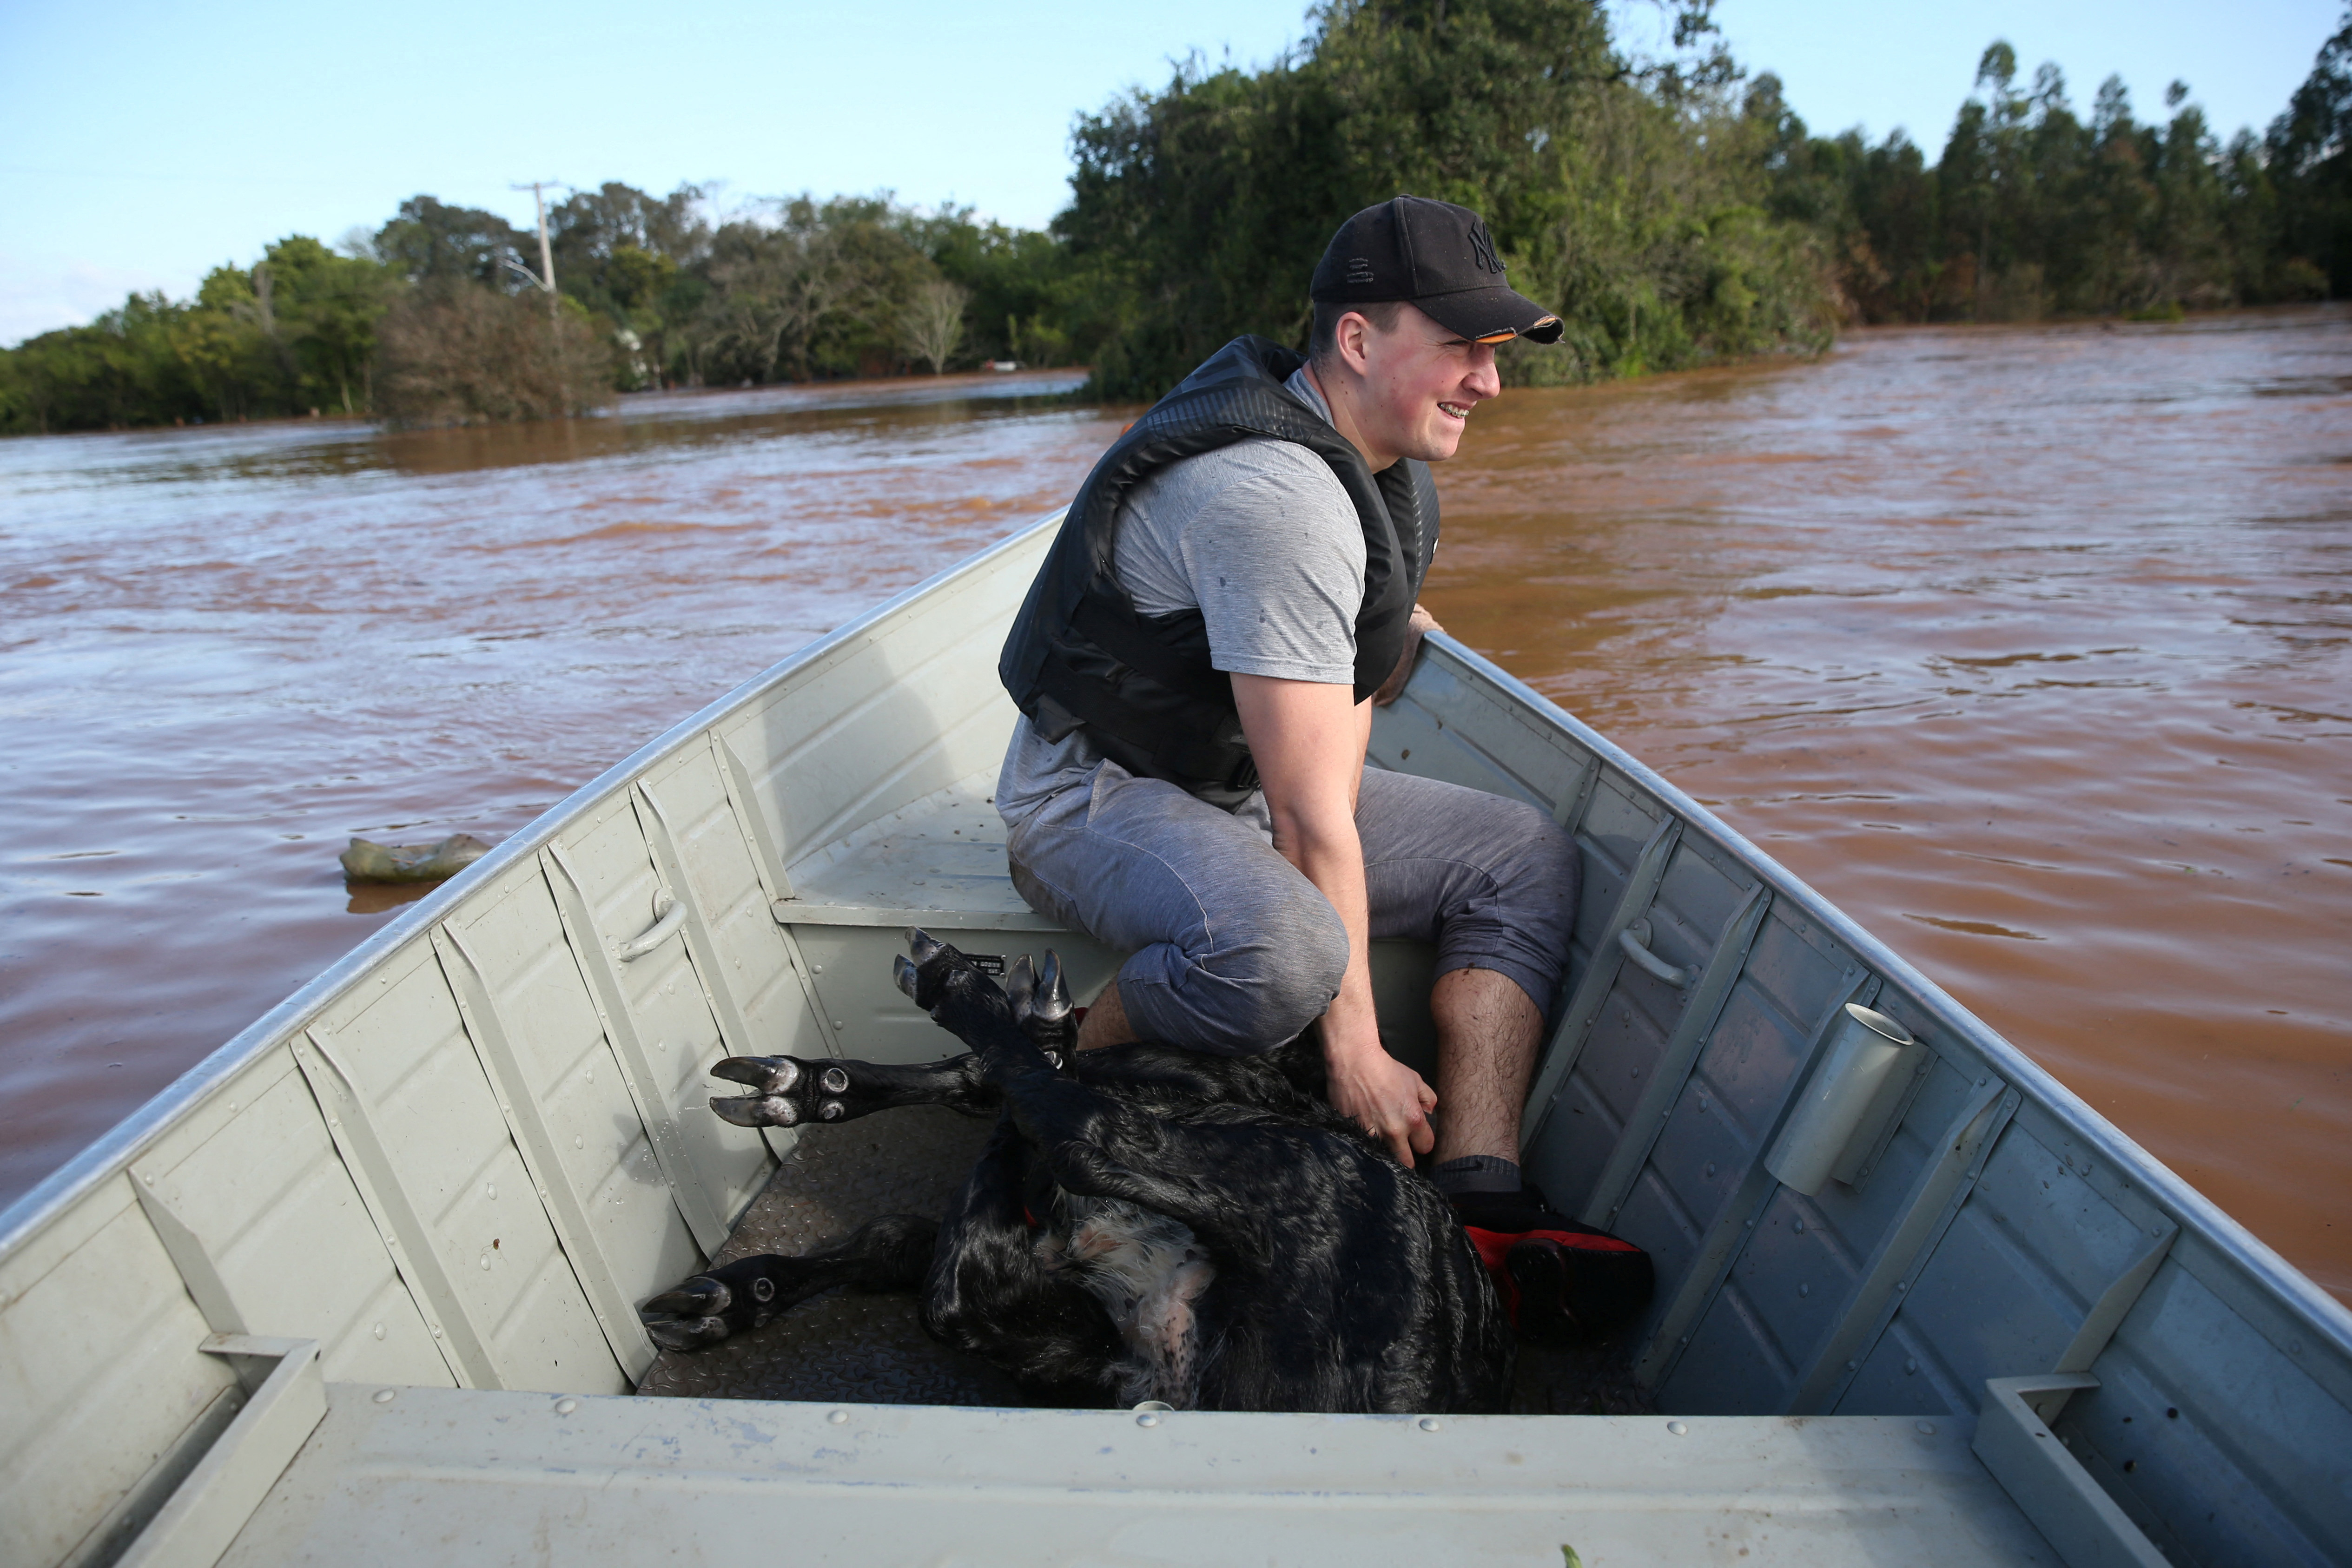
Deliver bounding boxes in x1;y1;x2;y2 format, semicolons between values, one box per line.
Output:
0;0;2338;345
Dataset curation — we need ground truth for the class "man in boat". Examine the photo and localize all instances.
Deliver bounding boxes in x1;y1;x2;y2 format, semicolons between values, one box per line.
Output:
996;196;1588;1248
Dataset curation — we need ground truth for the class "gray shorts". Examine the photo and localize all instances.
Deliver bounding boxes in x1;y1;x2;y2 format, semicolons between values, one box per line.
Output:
1003;761;1579;1056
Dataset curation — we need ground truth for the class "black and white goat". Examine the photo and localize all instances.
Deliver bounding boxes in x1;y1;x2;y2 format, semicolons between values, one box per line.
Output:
640;930;1636;1413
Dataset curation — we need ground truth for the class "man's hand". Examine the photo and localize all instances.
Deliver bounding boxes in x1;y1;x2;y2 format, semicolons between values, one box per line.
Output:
1371;603;1443;707
1324;1030;1438;1165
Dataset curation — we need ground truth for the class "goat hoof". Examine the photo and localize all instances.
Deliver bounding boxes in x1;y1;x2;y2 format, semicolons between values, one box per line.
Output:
711;1093;796;1127
646;1317;731;1352
708;1055;890;1128
711;1056;801;1093
897;929;984;1013
641;1276;739;1351
1036;951;1070;1020
643;1276;730;1317
707;1055;835;1127
1007;949;1078;1056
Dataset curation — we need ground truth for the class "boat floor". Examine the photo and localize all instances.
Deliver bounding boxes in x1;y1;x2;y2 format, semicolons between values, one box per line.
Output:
635;1105;1658;1416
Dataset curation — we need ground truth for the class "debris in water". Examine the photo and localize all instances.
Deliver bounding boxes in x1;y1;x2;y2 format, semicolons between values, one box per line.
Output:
340;833;492;884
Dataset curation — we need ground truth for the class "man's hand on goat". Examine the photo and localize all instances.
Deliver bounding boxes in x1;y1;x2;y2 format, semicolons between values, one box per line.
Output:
1324;1029;1438;1166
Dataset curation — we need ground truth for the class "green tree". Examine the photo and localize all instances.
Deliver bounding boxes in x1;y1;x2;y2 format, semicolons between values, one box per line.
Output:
1055;0;1831;399
902;209;1078;364
258;236;394;414
548;182;710;387
689;195;939;384
176;266;276;420
374;197;531;291
0;294;199;433
2269;4;2352;293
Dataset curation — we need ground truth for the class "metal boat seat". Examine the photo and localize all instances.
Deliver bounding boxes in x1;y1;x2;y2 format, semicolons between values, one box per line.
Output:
777;771;1055;932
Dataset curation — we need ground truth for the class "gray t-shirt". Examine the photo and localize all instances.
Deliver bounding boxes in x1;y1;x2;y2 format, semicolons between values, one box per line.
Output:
998;366;1364;818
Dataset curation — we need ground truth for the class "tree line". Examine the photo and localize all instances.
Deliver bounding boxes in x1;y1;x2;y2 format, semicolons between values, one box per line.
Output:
0;187;1068;433
1773;37;2342;324
1059;0;2350;396
4;0;2346;433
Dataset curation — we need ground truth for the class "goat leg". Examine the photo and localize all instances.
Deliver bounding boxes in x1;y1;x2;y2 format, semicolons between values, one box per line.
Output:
893;929;1043;1066
640;1214;938;1352
707;1051;993;1127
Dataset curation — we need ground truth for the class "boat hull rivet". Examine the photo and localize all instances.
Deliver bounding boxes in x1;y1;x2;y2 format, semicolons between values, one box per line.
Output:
827;1409;849;1425
555;1397;580;1415
1667;1420;1689;1436
372;1388;396;1404
1418;1416;1443;1431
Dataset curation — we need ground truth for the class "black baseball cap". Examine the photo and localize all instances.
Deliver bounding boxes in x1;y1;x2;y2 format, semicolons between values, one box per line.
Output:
1310;196;1563;345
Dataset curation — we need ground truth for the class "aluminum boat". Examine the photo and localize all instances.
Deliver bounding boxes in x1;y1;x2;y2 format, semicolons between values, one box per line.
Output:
4;514;2346;1567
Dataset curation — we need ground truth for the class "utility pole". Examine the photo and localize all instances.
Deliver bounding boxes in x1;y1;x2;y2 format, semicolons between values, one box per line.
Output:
511;180;561;320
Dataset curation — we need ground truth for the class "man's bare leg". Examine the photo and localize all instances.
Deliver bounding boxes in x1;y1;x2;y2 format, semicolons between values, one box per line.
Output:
1429;966;1543;1165
1075;979;1142;1050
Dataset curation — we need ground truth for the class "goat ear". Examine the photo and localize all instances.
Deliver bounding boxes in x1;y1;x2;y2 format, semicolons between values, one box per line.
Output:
1035;950;1072;1021
1006;954;1037;1017
892;954;920;1001
905;927;946;965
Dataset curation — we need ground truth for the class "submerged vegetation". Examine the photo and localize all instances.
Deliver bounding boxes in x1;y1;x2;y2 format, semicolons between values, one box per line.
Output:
4;0;2347;432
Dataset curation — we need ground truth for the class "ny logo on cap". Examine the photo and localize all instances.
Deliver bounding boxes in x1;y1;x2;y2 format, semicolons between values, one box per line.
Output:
1467;221;1504;276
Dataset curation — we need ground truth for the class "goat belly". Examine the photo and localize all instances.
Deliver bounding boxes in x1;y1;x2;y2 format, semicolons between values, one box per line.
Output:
1051;1195;1217;1408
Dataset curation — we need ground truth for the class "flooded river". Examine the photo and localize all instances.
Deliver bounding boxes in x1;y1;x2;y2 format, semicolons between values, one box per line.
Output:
3;312;2346;1301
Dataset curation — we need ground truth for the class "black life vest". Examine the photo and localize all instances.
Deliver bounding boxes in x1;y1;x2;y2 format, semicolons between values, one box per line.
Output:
998;335;1438;807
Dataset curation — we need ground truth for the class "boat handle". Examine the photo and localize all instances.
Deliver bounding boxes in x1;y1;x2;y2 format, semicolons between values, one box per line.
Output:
1619;919;1695;988
619;894;686;961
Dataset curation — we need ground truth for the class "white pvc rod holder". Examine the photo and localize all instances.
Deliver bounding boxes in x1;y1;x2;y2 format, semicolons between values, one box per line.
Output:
1764;1003;1915;1195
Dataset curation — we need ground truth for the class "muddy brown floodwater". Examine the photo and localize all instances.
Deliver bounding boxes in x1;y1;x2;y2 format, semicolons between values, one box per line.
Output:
3;315;2346;1302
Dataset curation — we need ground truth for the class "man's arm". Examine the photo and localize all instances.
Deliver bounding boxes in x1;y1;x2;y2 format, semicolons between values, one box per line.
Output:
1232;672;1436;1165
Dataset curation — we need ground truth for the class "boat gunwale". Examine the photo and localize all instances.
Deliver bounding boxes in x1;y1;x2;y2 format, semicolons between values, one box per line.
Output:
6;513;2346;1381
